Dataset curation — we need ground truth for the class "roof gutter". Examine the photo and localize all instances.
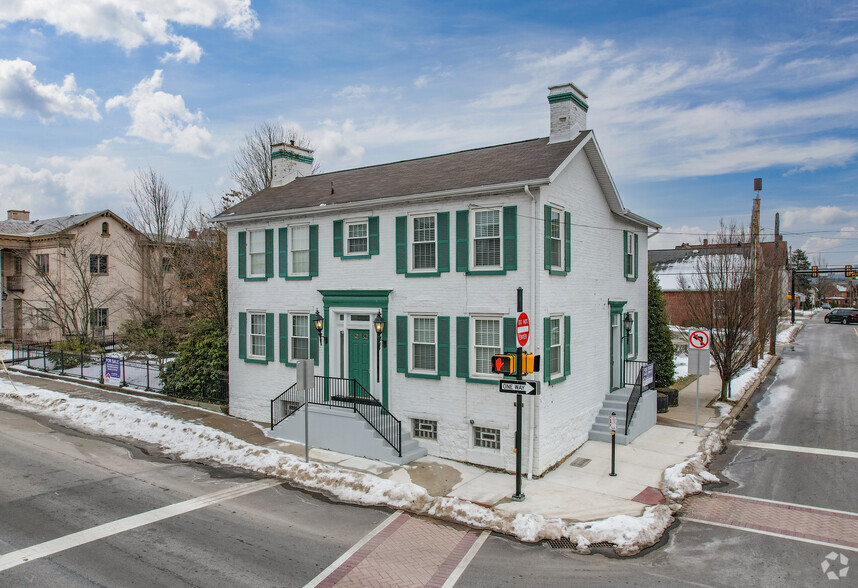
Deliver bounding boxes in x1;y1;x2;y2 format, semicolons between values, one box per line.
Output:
212;179;551;224
622;210;661;231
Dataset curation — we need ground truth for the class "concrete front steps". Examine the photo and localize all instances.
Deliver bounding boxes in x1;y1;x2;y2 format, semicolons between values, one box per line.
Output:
588;386;657;446
270;403;427;465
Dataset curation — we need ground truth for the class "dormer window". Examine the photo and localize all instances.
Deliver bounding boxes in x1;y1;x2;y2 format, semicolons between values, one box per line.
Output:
101;222;110;236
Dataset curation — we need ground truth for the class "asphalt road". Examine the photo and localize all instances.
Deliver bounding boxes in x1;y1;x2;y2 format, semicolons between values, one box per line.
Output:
1;314;854;587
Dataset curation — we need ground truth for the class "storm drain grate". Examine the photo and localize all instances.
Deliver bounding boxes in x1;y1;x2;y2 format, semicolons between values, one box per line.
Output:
568;457;591;468
547;538;613;549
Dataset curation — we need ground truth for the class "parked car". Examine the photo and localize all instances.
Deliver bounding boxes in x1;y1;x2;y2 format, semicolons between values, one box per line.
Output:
821;303;832;310
824;308;858;324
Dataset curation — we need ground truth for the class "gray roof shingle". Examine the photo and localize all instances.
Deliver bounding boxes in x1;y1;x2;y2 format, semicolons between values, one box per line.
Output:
0;211;107;238
218;134;589;218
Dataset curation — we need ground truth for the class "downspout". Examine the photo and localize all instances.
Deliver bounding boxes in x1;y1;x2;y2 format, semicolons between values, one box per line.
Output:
525;184;537;478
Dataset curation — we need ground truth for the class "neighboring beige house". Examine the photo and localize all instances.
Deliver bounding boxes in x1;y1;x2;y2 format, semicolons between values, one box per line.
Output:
0;209;182;343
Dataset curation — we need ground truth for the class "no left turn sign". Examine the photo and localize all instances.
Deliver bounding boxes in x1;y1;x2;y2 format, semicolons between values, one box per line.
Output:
689;330;710;350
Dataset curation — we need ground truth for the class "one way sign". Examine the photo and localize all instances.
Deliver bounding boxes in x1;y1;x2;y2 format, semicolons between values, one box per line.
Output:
499;380;541;395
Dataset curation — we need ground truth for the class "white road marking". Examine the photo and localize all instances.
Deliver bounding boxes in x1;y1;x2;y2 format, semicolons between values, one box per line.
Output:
0;478;282;572
704;491;858;518
304;510;403;588
733;439;858;460
683;518;858;552
442;530;491;588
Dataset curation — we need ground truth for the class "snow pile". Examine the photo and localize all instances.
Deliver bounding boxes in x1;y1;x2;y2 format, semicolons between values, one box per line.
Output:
674;353;688;378
776;324;801;344
661;425;727;507
1;348;12;362
728;354;776;401
0;378;720;556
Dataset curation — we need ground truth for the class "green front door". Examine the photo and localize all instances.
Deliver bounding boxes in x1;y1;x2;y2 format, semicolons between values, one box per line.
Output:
348;329;371;396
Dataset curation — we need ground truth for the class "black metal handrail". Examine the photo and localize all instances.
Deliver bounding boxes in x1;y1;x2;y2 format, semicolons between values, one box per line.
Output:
625;362;654;435
270;375;402;457
623;359;649;388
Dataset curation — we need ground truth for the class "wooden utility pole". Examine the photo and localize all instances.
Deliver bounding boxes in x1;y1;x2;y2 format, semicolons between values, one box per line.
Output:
751;179;762;367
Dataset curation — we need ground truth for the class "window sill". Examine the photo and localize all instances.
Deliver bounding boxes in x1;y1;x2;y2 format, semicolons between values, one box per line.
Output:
342;254;372;259
405;372;441;380
547;374;566;385
405;270;442;277
283;275;313;281
549;269;567;276
465;269;507;276
465;376;499;385
244;276;269;282
244;358;269;364
625;275;637;282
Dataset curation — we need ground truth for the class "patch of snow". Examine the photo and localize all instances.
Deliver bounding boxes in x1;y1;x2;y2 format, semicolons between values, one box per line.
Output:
0;348;12;362
674;353;689;378
776;324;801;343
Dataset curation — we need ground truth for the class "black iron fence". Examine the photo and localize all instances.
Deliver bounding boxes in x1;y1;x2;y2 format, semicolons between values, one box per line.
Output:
9;341;227;405
271;375;402;456
624;361;655;435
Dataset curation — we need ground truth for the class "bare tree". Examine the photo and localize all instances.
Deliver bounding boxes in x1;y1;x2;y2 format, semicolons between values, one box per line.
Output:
680;221;756;401
230;120;317;197
24;233;121;343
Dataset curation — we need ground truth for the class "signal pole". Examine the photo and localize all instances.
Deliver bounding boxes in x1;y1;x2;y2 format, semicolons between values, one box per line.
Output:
512;287;525;502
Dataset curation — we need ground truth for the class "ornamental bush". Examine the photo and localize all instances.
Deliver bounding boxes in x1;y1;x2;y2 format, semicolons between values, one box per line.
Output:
648;264;675;388
162;319;227;403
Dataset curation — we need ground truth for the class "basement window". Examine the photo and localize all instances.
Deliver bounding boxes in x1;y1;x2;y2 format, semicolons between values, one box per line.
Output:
473;426;500;450
412;418;438;440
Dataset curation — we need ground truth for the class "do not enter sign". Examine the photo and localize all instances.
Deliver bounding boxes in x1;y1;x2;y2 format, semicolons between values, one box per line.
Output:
517;313;529;347
689;329;710;350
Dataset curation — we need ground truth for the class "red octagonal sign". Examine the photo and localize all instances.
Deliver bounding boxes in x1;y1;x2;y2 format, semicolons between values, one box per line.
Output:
516;312;530;347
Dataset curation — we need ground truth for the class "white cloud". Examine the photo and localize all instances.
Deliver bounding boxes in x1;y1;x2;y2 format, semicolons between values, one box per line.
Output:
0;155;133;215
160;36;204;64
648;225;710;250
333;84;374;100
0;58;100;121
106;70;214;157
781;206;858;229
312;119;366;170
0;1;258;63
414;75;428;88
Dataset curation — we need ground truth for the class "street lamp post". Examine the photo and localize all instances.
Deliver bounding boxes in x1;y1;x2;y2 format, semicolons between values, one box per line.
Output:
312;309;326;345
373;310;386;383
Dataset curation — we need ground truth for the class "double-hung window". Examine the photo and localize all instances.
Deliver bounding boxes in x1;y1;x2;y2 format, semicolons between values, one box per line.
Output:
624;230;638;280
549;316;562;376
36;254;49;274
411;316;436;373
549;209;562;269
346;220;368;255
90;308;108;330
290;226;310;275
89;254;108;275
412;215;436;271
473;209;501;268
248;230;266;276
473;318;501;376
249;312;267;359
291;314;310;361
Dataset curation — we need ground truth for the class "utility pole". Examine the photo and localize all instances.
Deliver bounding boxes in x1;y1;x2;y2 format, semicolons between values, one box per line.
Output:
769;212;781;356
751;178;762;367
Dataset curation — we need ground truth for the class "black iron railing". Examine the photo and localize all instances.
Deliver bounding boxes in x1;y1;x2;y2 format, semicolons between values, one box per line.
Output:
271;375;402;457
625;361;654;435
623;359;649;388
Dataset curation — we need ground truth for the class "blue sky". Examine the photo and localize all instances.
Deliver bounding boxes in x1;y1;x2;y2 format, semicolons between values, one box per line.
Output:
1;1;857;263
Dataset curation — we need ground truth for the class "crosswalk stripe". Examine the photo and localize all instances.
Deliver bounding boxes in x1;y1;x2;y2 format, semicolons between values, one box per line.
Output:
0;478;282;572
733;439;858;459
683;518;858;552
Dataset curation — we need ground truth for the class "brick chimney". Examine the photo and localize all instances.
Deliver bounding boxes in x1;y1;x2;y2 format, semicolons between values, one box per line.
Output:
270;140;314;188
548;83;588;143
7;210;30;221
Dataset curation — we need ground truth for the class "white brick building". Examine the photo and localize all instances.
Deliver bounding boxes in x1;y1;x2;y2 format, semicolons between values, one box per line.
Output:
215;83;660;474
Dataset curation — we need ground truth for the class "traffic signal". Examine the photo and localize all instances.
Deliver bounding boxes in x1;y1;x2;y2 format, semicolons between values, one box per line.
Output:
491;354;515;375
522;353;541;374
811;266;818;278
846;265;853;278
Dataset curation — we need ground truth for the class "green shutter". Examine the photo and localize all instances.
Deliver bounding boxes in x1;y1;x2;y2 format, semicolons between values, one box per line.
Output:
503;317;516;352
266;313;274;362
278;228;288;277
310;316;319;365
543;316;551;384
564;315;571;377
369;216;380;255
238;232;246;279
633;233;639;280
396;316;408;373
264;229;274;278
395;216;407;274
309;225;319;277
503;206;517;271
456;316;469;378
438;316;450;376
238;312;247;359
455;210;468;272
623;230;629;277
437;212;450;273
333;220;343;257
279;313;289;363
564;211;572;273
543;205;552;270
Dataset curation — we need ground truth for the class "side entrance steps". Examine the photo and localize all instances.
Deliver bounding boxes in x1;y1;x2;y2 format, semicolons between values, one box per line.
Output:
588;386;657;446
270;404;427;465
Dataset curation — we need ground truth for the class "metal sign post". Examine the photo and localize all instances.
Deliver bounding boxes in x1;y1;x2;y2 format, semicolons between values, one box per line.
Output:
297;359;314;463
512;287;525;502
688;330;711;436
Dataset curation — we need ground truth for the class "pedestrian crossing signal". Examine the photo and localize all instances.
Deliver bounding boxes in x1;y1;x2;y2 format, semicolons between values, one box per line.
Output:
846;265;853;278
811;266;818;278
491;354;515;375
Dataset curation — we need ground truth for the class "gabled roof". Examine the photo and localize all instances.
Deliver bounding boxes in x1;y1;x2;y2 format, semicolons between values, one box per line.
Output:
0;211;109;237
214;132;660;229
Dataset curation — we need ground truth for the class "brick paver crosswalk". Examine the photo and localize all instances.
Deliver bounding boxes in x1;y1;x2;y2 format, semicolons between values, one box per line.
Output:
681;492;858;549
314;513;484;587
